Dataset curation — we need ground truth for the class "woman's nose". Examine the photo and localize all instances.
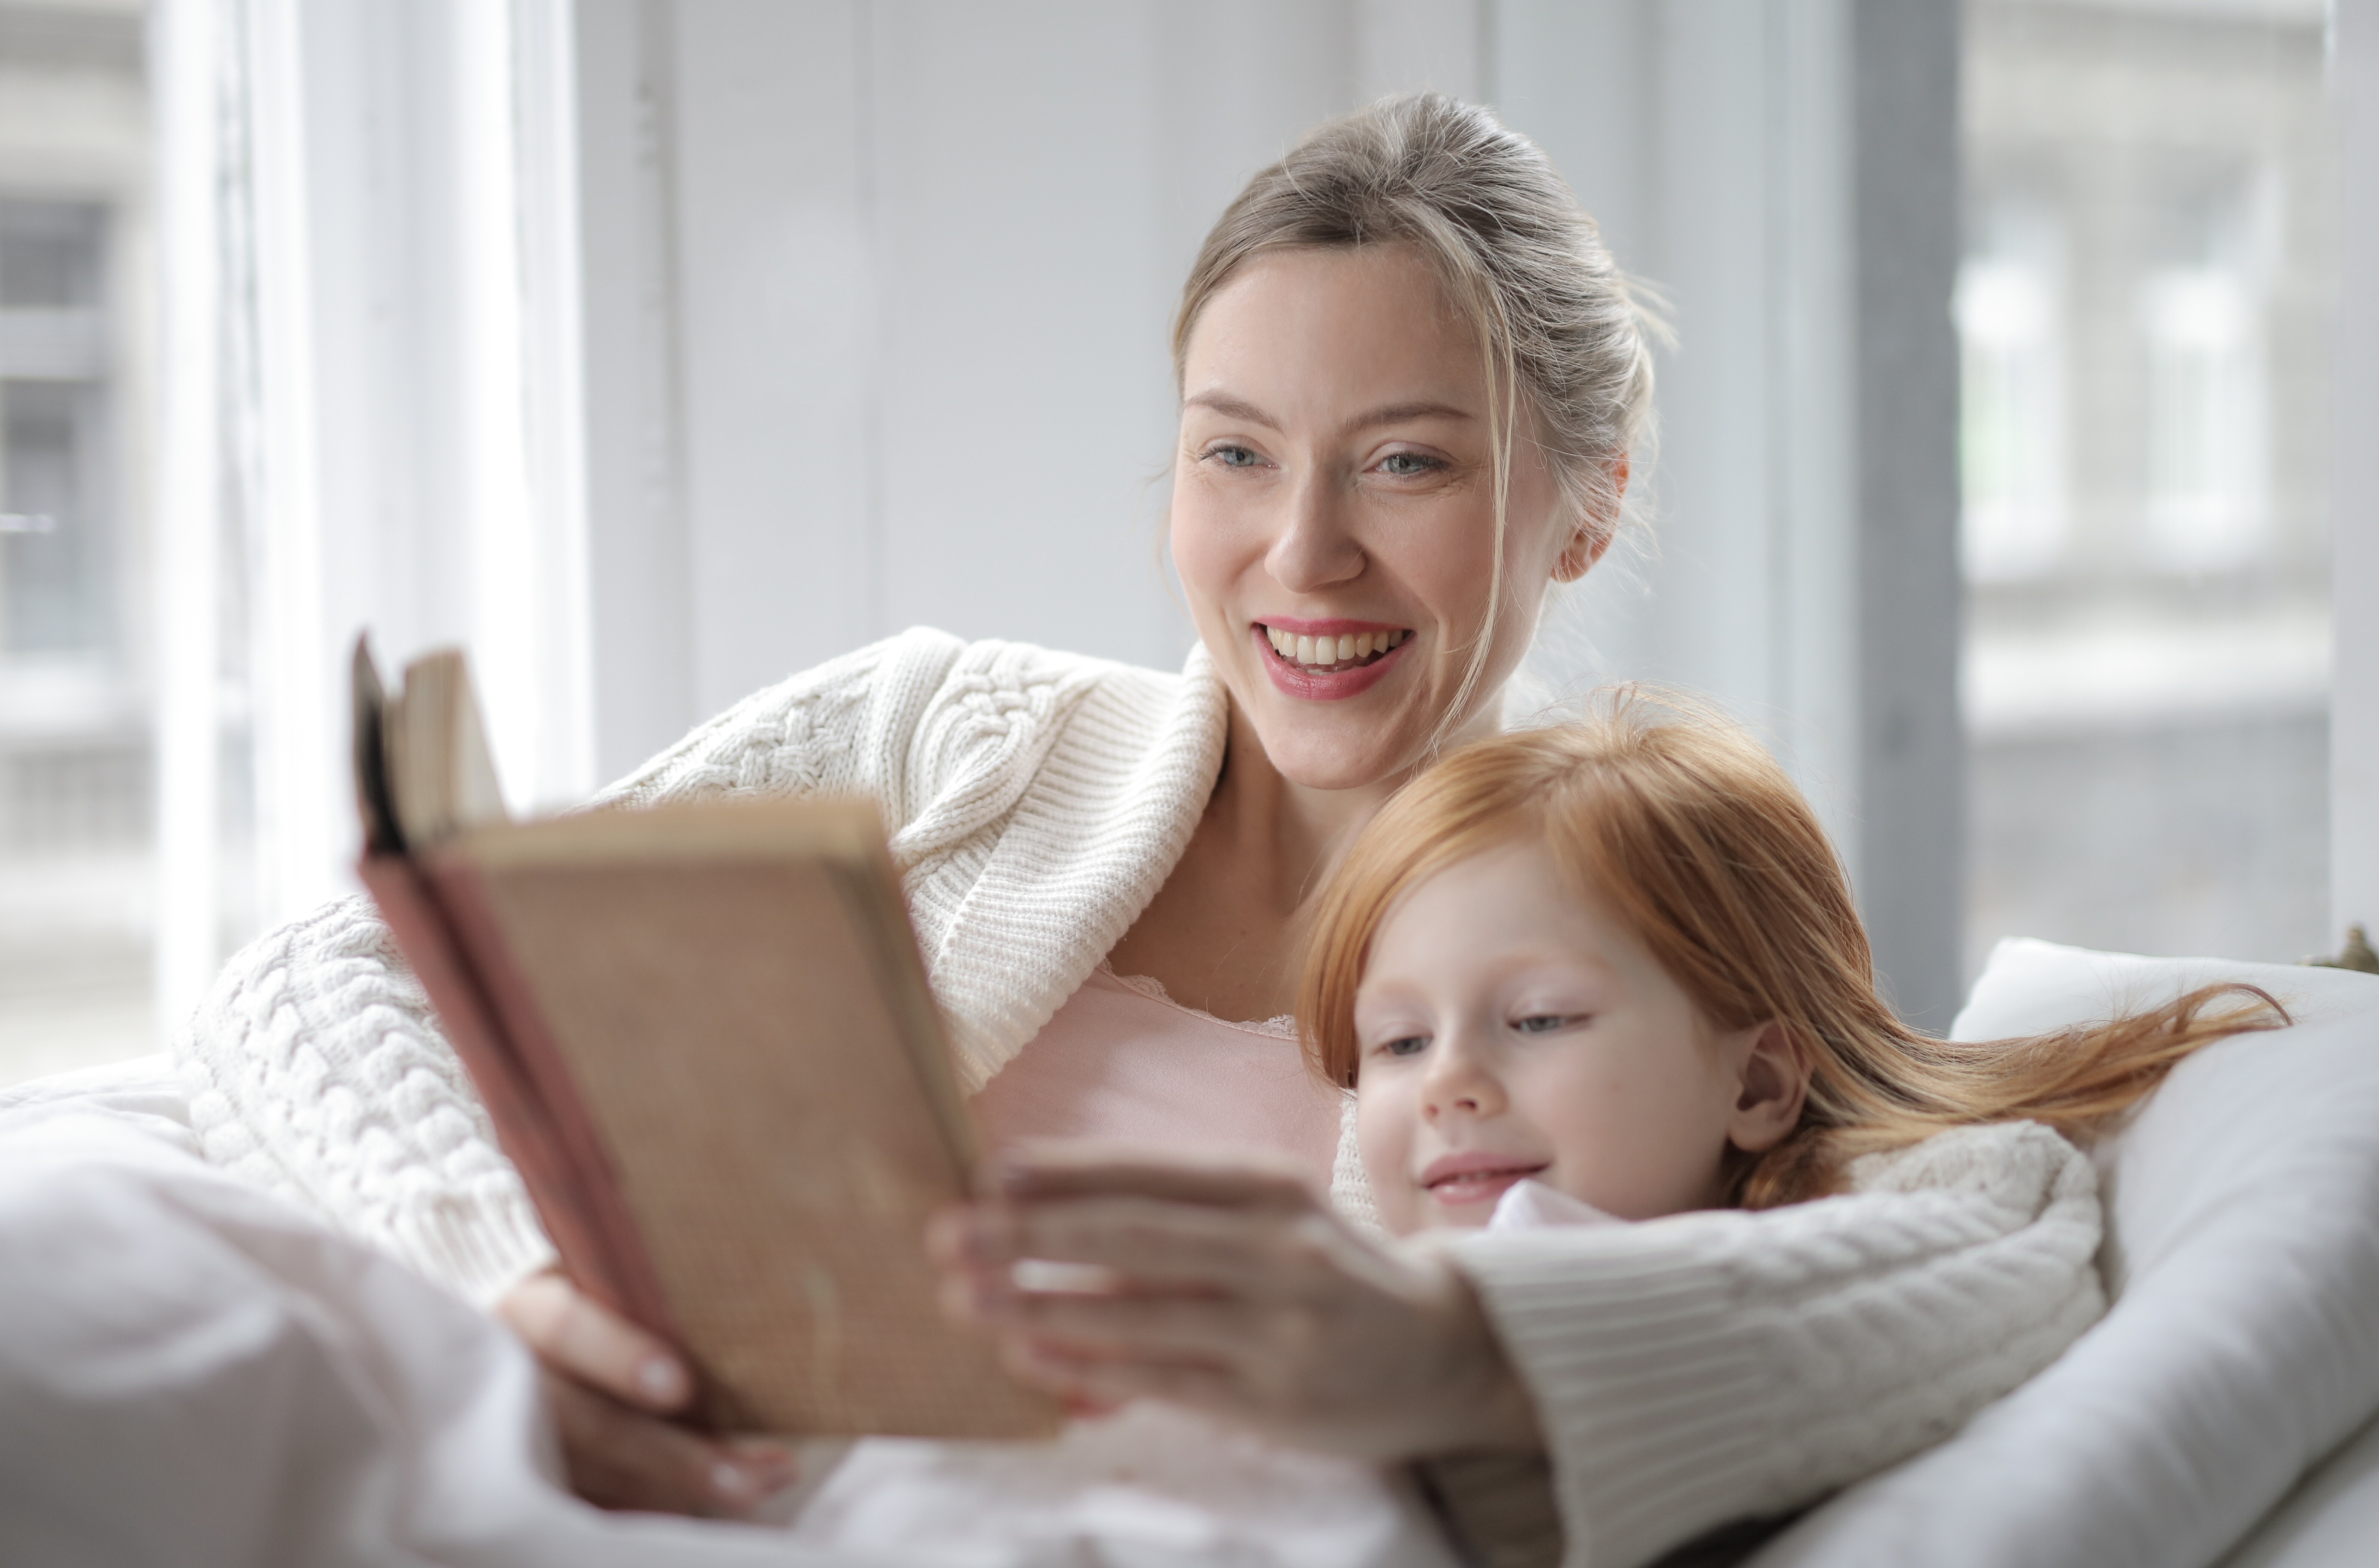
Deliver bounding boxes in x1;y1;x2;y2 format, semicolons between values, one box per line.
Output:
1265;467;1365;593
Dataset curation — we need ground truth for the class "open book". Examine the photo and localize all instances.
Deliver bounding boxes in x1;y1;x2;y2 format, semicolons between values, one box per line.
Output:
350;638;1058;1439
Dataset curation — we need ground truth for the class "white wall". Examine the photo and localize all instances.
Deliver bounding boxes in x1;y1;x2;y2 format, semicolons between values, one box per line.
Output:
576;0;1493;778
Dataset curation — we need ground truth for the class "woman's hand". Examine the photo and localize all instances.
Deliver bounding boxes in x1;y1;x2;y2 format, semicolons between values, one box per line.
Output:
496;1272;797;1515
926;1146;1543;1461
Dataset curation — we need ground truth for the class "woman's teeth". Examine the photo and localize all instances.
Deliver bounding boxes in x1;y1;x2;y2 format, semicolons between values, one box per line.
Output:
1263;626;1408;668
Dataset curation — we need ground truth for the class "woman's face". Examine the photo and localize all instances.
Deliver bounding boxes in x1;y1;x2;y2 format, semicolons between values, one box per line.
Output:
1171;245;1597;792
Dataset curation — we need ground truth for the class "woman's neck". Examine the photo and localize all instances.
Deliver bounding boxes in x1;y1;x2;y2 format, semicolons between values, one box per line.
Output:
1208;701;1406;917
1105;692;1502;1022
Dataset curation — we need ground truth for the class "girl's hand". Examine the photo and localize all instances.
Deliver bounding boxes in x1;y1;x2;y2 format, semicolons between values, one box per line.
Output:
496;1271;797;1515
925;1146;1543;1461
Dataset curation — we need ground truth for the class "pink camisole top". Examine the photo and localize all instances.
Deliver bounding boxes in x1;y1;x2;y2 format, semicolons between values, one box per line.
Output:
969;966;1347;1196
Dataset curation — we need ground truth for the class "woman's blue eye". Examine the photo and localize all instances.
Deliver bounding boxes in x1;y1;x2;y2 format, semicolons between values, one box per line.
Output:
1380;452;1438;477
1211;444;1260;468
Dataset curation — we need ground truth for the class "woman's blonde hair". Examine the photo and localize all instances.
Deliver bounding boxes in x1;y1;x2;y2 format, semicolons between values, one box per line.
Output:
1298;692;2288;1208
1174;92;1659;739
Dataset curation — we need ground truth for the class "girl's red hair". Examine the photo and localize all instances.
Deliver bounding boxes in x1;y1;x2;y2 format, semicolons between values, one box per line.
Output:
1299;689;2286;1208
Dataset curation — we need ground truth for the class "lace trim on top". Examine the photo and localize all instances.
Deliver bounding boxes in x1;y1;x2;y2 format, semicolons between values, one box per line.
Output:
1098;963;1298;1040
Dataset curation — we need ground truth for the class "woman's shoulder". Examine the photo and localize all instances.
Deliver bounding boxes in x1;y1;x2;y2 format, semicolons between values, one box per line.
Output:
597;627;1222;821
698;627;1205;745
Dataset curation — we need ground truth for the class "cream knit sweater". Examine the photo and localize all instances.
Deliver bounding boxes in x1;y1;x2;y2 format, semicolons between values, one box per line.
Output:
174;628;2105;1568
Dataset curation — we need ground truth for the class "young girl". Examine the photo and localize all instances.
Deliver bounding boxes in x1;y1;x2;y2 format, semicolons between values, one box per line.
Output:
839;692;2285;1568
1286;689;2286;1564
1306;689;2283;1231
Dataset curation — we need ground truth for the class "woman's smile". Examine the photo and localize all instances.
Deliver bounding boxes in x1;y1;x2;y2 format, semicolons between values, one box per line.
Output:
1253;617;1415;701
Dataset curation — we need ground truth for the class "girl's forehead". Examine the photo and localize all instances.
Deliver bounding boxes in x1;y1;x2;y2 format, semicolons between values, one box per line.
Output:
1371;840;1631;963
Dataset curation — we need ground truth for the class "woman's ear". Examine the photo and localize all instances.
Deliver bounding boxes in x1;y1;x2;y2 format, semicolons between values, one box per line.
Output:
1725;1021;1810;1154
1552;520;1611;583
1552;458;1628;583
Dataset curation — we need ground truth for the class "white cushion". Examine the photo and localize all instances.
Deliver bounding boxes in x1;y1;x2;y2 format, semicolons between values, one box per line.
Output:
1751;939;2379;1568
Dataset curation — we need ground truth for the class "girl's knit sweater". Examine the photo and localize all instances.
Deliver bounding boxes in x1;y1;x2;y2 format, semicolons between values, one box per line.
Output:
174;628;2104;1568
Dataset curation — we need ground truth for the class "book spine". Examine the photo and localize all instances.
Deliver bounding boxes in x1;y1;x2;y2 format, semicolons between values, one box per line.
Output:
358;853;654;1333
420;854;686;1354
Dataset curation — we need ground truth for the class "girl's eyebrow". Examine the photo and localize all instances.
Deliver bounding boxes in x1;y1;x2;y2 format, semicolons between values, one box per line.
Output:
1182;391;1476;435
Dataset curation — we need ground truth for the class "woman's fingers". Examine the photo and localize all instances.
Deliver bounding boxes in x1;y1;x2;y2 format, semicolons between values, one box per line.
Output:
939;1195;1338;1297
996;1142;1314;1209
541;1370;796;1517
496;1271;799;1517
997;1335;1240;1411
989;1277;1273;1362
499;1271;690;1414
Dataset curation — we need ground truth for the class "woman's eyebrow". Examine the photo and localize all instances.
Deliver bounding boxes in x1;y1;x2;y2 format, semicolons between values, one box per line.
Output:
1343;400;1474;433
1182;391;1278;428
1182;392;1477;432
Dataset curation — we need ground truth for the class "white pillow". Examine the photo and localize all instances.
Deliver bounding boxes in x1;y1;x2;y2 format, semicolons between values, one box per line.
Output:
1750;938;2379;1568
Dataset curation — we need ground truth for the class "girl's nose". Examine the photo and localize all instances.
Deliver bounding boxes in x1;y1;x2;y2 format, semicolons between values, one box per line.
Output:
1265;467;1365;593
1421;1035;1507;1120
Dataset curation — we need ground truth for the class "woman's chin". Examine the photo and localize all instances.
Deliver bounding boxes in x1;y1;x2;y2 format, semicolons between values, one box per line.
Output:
1237;698;1436;793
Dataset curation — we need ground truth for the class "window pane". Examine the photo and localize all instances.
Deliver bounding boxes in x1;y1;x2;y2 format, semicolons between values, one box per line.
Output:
1961;0;2337;970
0;33;151;1085
0;201;105;309
2;380;113;656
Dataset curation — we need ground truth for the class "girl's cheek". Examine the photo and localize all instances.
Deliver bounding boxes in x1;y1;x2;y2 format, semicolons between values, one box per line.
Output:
1355;1082;1423;1234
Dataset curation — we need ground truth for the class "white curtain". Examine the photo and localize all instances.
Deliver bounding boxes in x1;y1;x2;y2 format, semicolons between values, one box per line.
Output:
150;0;597;1033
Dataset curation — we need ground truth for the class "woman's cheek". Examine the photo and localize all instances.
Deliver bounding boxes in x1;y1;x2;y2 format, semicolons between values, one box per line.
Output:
1167;506;1231;622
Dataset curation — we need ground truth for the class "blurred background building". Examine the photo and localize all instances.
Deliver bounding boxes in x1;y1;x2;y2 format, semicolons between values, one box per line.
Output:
0;0;2365;1084
1961;0;2339;974
0;0;152;1084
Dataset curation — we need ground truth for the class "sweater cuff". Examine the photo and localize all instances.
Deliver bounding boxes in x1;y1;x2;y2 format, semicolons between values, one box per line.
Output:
1412;1449;1565;1568
389;1186;558;1309
1446;1228;1778;1568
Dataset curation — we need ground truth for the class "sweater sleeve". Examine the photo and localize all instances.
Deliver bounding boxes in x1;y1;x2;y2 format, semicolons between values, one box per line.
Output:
1426;1122;2106;1568
173;629;964;1305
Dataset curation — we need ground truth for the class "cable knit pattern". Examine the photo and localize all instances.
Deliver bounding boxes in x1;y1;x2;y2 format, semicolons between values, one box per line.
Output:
1435;1120;2105;1568
176;629;1229;1304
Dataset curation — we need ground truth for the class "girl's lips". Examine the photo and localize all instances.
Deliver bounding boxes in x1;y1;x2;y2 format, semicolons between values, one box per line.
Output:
1251;622;1413;703
1419;1152;1549;1208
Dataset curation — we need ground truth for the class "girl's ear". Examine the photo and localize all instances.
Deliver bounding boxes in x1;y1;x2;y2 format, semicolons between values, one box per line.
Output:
1726;1021;1810;1154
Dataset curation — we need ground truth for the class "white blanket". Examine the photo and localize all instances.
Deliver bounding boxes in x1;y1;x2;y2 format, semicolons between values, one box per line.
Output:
0;1064;853;1568
0;1059;1444;1568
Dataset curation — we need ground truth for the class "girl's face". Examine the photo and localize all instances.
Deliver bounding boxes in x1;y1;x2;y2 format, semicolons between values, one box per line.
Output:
1353;839;1798;1233
1170;245;1599;793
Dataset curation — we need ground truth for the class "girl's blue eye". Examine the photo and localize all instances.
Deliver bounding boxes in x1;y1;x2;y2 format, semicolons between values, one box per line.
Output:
1382;1035;1429;1057
1514;1014;1571;1035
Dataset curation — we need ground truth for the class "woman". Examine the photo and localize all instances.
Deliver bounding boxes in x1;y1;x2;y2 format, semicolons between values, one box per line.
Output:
177;95;2058;1560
